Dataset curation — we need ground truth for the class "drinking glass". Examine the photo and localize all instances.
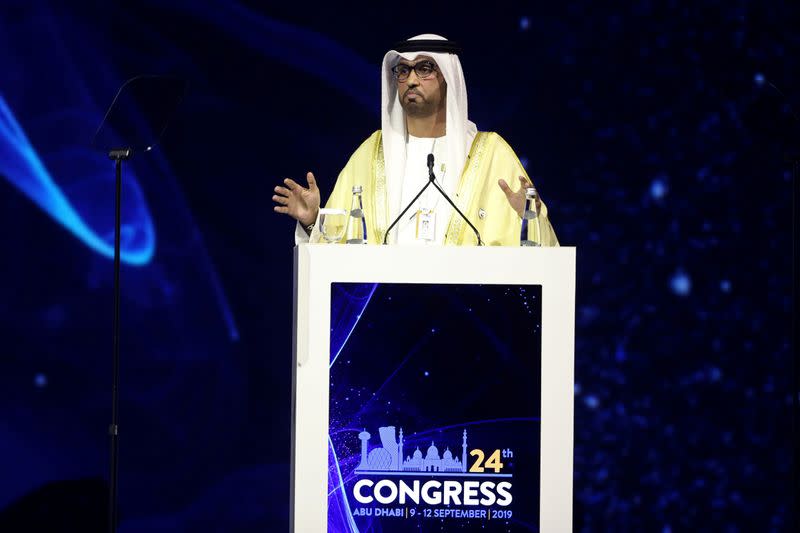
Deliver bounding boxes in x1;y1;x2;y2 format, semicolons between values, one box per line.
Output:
315;208;348;243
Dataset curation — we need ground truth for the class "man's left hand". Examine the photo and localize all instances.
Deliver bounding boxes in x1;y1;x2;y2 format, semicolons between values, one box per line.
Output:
498;176;540;217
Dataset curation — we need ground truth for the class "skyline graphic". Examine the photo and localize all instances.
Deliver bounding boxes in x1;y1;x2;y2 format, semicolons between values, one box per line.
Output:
355;425;469;475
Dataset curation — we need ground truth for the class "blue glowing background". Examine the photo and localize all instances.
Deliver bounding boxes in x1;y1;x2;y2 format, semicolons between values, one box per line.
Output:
0;1;796;531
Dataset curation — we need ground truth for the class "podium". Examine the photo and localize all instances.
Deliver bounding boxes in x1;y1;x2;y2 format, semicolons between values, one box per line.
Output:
291;244;575;532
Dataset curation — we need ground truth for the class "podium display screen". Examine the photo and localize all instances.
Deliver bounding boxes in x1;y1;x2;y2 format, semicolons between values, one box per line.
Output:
327;282;543;532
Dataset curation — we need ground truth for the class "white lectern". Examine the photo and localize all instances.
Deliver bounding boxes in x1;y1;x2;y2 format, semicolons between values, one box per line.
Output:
291;244;575;532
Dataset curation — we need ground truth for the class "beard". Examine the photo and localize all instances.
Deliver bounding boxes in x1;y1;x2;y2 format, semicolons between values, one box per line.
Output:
398;83;446;118
399;94;436;117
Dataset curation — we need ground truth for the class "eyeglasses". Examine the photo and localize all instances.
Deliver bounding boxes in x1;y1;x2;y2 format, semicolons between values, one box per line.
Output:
391;61;438;81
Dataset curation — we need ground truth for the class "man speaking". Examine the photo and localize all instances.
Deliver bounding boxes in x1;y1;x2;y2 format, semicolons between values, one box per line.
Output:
273;34;559;246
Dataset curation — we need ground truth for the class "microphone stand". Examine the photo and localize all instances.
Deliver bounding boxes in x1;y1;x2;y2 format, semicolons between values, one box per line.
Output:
107;147;131;533
382;180;434;245
92;76;186;533
792;148;800;533
382;155;484;245
427;168;484;246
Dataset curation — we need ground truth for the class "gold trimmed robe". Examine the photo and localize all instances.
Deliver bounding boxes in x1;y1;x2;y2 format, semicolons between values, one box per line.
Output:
324;131;559;246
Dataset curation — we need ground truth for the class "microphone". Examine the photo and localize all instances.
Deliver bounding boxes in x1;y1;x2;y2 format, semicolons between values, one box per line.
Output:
382;160;435;245
426;154;483;246
382;154;484;245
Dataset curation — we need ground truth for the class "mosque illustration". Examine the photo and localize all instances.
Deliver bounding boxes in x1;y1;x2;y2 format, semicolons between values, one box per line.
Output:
356;426;467;473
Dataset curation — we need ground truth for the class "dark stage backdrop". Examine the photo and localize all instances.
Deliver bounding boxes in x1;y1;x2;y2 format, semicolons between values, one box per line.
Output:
0;1;796;531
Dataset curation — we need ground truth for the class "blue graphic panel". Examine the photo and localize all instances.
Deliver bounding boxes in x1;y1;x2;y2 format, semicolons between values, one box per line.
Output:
329;283;542;532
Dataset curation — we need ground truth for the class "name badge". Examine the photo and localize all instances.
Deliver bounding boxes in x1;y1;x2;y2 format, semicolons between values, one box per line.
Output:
415;208;435;242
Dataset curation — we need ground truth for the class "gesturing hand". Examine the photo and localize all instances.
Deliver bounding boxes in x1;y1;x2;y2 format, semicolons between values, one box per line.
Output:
498;176;541;217
273;172;321;227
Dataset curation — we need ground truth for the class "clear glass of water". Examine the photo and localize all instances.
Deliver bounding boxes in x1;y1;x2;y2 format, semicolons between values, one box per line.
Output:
314;208;348;243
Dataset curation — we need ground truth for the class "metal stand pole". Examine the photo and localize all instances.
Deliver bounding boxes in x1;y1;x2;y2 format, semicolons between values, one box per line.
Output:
793;155;799;533
107;148;131;533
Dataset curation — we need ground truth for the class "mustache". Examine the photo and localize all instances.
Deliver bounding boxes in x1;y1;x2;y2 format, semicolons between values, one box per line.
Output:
402;88;421;98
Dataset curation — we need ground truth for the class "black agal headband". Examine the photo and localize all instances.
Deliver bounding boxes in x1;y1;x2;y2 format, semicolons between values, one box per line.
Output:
391;39;462;54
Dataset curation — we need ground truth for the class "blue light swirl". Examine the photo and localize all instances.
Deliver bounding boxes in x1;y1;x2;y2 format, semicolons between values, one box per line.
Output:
0;94;155;265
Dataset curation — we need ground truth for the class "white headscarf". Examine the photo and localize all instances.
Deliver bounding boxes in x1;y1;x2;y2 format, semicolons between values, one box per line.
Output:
380;34;478;235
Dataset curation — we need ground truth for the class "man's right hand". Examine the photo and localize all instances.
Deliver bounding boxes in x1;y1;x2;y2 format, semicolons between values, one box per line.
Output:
273;172;321;227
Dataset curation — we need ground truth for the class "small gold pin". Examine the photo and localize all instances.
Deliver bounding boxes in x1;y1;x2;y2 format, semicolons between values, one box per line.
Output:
478;208;486;220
